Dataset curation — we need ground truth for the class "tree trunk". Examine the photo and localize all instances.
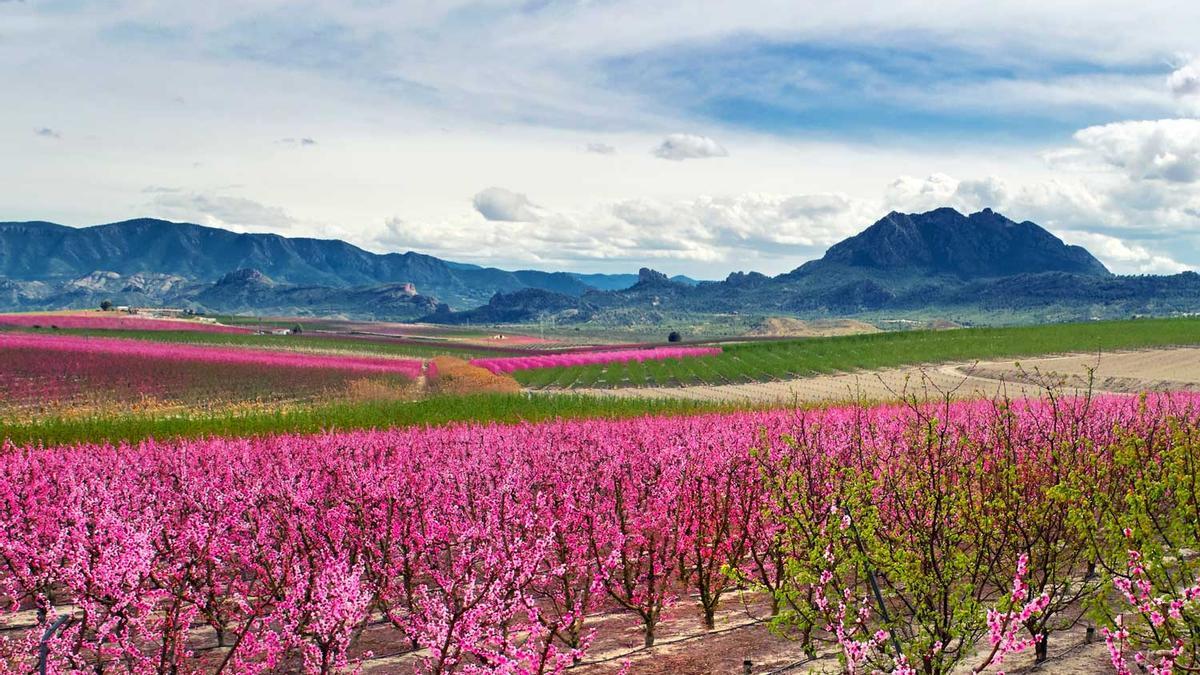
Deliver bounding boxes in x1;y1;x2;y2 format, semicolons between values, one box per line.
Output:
1035;633;1049;663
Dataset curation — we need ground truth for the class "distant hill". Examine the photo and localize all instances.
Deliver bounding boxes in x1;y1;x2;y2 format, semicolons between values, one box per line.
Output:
426;209;1200;325
4;209;1199;324
426;288;595;325
811;208;1109;278
0;218;652;309
568;272;700;290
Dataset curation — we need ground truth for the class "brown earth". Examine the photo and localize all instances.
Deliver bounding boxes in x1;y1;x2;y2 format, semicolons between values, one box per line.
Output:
352;588;1114;674
746;317;880;338
571;348;1200;405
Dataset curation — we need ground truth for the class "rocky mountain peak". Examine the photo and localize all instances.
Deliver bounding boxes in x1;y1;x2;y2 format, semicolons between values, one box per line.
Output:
817;208;1110;279
216;268;274;286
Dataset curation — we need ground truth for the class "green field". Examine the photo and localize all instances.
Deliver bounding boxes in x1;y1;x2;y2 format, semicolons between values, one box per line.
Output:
515;317;1200;389
0;393;751;447
9;315;1200;445
4;327;492;359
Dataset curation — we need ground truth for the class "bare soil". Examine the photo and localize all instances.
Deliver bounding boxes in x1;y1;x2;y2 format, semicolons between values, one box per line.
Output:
571;347;1200;405
746;318;880;339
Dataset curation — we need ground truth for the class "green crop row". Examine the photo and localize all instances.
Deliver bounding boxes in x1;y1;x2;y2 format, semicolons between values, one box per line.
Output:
513;316;1200;389
0;393;758;447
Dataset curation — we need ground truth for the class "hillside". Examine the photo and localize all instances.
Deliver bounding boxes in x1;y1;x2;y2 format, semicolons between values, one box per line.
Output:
427;209;1200;325
4;208;1199;324
0;219;646;309
810;207;1109;278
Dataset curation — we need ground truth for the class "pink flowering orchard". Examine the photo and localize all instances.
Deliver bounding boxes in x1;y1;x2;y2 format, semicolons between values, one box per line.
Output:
0;333;423;409
3;393;1200;673
0;333;423;377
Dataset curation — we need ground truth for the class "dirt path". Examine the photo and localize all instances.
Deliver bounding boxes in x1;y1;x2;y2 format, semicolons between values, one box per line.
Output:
566;347;1200;404
351;586;1114;674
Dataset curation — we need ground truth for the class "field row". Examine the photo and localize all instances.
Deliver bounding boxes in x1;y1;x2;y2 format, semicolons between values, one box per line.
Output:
568;348;1200;407
0;393;746;447
0;333;425;415
8;327;494;360
470;346;721;374
3;394;1199;673
515;317;1200;389
0;313;252;334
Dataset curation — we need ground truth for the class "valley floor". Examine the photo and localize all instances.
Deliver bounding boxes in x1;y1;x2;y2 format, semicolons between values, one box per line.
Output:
567;346;1200;404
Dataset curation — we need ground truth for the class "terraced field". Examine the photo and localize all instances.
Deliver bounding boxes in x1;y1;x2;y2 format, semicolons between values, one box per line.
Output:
516;317;1200;389
3;327;494;359
572;348;1200;404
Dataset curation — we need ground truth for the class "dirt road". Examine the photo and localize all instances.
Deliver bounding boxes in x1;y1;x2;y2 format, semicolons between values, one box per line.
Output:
569;347;1200;404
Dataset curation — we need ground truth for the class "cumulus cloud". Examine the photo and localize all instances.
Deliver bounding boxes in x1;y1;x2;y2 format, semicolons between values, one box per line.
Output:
613;193;870;254
1071;119;1200;183
379;210;706;266
148;190;298;231
882;172;1195;274
884;173;961;212
652;133;728;161
1168;57;1200;97
472;187;541;222
585;142;616;154
1058;230;1190;274
378;190;874;274
375;156;1200;276
34;127;61;139
885;173;1019;216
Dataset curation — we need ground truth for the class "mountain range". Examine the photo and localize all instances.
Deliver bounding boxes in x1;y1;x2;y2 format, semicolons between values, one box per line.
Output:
0;218;694;318
1;209;1197;324
425;208;1200;325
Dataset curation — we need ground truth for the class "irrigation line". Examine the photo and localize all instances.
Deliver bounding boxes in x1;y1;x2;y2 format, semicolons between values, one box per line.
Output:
843;504;905;660
570;617;768;667
765;656;816;674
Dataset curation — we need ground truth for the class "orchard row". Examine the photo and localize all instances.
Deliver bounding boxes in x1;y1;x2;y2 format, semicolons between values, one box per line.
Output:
2;393;1200;673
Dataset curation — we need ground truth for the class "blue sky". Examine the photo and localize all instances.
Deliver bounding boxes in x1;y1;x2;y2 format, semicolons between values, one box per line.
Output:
604;39;1171;140
2;1;1199;276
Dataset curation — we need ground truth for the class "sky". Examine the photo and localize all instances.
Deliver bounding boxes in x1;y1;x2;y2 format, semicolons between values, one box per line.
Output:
2;1;1200;278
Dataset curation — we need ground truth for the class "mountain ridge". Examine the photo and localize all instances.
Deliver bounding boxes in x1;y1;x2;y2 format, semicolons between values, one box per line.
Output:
0;218;689;309
427;208;1195;325
808;207;1110;278
2;208;1196;324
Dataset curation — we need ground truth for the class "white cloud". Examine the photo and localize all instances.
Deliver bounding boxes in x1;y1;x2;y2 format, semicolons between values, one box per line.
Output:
147;190;298;231
377;189;875;274
881;172;1195;274
652;134;728;161
1059;230;1189;274
585;142;616;154
7;0;1200;279
885;173;1022;216
884;173;961;212
1168;57;1200;97
472;187;541;222
1071;119;1200;183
